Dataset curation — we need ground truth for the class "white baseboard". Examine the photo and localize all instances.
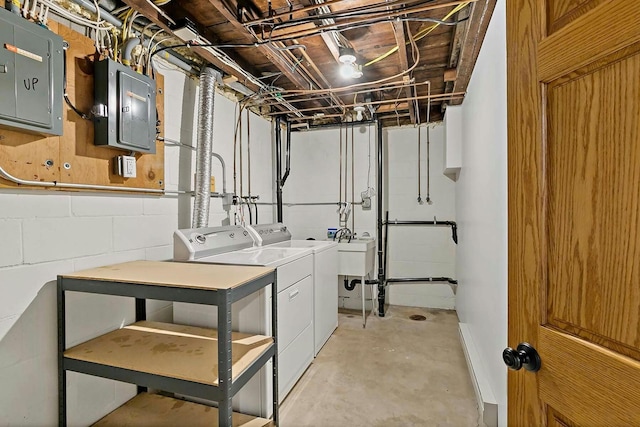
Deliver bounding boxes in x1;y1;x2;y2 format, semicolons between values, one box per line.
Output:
459;323;498;427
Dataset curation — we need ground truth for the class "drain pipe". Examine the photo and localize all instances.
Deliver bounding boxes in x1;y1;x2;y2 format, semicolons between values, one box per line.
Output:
281;120;292;185
376;118;386;317
275;116;284;222
192;66;219;228
387;277;458;285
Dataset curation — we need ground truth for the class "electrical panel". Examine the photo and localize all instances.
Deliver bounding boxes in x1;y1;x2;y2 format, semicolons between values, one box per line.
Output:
0;7;64;135
93;58;156;154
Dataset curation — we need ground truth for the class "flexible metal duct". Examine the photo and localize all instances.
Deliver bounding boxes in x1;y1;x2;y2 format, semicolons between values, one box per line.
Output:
192;66;219;228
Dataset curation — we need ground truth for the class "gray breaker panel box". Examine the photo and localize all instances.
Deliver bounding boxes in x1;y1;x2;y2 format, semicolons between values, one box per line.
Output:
94;58;156;154
0;8;63;135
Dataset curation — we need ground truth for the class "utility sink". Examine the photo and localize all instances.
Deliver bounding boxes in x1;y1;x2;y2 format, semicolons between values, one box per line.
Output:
335;239;376;277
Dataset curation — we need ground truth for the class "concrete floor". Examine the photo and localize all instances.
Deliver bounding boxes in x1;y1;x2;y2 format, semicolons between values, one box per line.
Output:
280;305;480;427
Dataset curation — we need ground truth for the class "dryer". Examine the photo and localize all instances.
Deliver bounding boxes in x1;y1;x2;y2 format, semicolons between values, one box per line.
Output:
173;225;314;418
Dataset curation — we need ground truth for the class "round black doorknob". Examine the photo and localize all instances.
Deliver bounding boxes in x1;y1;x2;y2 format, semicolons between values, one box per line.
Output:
502;342;541;372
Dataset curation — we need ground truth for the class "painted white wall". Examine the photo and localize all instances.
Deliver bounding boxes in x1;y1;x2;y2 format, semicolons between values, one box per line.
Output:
285;124;377;309
285;123;456;310
385;125;457;309
454;2;508;426
0;53;273;426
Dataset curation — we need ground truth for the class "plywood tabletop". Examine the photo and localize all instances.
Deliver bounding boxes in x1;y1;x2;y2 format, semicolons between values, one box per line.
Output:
92;392;272;427
65;321;273;385
59;260;274;290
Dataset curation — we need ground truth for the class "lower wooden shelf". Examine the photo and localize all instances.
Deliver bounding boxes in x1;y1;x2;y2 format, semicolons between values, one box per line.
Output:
92;392;272;426
64;321;273;385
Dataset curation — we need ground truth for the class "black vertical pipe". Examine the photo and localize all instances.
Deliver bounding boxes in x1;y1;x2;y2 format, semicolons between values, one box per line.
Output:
376;119;386;317
275;117;283;222
281;120;291;185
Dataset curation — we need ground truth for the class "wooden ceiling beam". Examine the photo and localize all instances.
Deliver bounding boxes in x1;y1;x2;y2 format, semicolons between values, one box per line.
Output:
392;21;416;124
447;0;497;106
205;0;314;90
266;92;466;115
121;0;263;93
268;0;479;40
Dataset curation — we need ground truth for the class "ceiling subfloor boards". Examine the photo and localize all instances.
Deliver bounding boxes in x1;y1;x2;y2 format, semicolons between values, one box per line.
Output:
116;0;496;126
446;0;496;107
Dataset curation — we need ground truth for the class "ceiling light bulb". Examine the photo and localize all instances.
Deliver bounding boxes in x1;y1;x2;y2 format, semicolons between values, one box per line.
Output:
340;63;355;79
354;105;365;121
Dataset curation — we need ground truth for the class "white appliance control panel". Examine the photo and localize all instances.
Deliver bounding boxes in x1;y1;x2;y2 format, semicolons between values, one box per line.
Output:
247;223;291;246
173;225;253;261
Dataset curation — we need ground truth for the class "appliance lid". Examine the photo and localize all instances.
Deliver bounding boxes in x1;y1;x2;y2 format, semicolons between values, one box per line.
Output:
173;225;254;261
246;223;292;246
195;246;312;267
268;240;338;253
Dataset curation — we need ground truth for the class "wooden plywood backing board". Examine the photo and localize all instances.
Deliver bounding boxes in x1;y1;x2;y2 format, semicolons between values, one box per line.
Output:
0;20;61;187
0;21;165;193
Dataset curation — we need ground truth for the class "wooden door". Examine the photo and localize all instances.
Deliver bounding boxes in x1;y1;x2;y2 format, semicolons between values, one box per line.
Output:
507;0;640;425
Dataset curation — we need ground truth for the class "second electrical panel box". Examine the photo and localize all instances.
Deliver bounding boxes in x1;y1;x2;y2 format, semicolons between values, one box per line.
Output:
0;7;64;135
94;58;156;153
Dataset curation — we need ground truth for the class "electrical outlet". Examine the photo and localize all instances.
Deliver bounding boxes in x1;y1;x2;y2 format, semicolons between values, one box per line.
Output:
123;156;136;178
114;155;137;178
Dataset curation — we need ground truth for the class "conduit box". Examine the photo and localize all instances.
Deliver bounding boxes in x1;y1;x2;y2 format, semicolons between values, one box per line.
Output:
0;7;64;135
93;58;156;153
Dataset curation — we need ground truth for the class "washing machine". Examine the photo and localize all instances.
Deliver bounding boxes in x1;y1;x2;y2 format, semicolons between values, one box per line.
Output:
247;223;339;356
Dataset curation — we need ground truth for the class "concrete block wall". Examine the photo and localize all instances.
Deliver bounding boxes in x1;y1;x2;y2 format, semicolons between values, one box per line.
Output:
385;125;457;309
285;123;456;310
284;124;377;309
0;58;273;424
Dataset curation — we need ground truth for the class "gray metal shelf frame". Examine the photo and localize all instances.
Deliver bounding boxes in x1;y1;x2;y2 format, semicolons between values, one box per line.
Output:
57;267;279;427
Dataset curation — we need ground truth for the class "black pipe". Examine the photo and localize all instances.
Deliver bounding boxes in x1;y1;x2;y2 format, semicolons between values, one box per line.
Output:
385;219;458;244
281;120;292;185
246;198;253;225
386;277;458;285
376;119;386;317
253;198;259;224
275;117;283;223
346;278;379;291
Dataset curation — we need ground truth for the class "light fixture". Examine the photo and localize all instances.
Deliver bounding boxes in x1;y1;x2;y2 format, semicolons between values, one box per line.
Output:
354;105;366;121
340;62;363;79
338;47;356;64
338;47;362;79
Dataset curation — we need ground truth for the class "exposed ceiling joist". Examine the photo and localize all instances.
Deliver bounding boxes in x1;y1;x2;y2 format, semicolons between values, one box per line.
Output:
447;0;497;106
392;21;416;124
205;0;313;90
119;0;495;127
121;0;262;91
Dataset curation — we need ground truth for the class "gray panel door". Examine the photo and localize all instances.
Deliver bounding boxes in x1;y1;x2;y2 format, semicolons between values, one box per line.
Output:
118;71;152;151
0;21;17;120
14;26;52;127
